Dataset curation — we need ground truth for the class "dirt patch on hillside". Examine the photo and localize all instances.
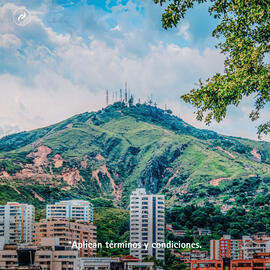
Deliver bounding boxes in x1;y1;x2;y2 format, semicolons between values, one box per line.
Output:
210;177;232;186
62;168;84;186
216;147;235;159
80;155;88;168
251;148;261;162
28;145;52;166
53;154;63;168
32;191;45;202
10;186;21;195
0;171;10;178
96;153;105;161
163;166;182;190
92;164;122;200
92;169;102;188
0;167;53;183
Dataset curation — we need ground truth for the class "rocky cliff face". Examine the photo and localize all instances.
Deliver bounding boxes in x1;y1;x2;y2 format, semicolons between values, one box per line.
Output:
0;103;269;210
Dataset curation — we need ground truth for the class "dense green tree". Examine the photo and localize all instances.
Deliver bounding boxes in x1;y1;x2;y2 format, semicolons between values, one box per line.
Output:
94;208;130;256
154;0;270;136
166;204;270;237
168;261;187;270
142;256;165;270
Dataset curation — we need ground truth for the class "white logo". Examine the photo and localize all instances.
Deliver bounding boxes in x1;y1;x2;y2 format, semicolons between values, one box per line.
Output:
18;12;26;22
13;8;31;26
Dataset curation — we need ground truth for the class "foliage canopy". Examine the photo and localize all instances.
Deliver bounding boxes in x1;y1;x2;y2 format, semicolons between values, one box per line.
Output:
154;0;270;136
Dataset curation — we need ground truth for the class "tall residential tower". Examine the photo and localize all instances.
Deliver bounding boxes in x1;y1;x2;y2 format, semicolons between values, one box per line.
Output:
130;188;165;261
0;202;35;244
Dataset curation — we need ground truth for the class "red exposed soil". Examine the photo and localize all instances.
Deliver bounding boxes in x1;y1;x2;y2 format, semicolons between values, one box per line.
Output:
210;177;232;186
92;164;122;200
216;146;235;159
251;148;261;161
27;145;52;166
32;190;45;202
52;154;63;168
96;153;105;161
81;155;88;168
163;166;182;190
62;168;84;186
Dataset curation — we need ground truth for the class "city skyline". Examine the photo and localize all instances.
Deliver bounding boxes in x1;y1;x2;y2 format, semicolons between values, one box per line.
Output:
0;197;269;269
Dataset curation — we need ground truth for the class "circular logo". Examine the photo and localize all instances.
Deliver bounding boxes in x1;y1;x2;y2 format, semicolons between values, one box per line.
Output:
13;8;31;26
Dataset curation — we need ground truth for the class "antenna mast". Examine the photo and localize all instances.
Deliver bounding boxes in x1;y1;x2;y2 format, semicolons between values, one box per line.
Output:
106;90;109;106
120;89;122;102
125;82;128;103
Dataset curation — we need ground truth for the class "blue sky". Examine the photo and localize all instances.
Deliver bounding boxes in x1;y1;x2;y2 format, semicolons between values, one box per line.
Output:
0;0;269;141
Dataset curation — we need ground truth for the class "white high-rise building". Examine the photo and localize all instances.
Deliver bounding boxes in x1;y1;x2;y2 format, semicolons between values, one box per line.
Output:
0;202;35;245
130;188;165;261
46;200;94;223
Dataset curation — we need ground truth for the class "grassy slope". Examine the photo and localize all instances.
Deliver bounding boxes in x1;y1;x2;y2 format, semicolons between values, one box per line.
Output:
0;103;269;210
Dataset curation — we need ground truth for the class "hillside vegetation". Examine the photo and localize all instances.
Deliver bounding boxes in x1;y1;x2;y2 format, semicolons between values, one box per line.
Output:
0;102;269;211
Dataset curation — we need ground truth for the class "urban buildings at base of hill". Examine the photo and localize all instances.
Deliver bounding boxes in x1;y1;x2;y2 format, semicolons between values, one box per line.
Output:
0;190;164;269
1;195;270;270
190;253;270;270
0;238;155;270
211;234;270;260
170;249;209;263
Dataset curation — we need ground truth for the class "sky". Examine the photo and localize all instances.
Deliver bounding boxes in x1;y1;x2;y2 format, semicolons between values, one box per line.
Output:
0;0;269;141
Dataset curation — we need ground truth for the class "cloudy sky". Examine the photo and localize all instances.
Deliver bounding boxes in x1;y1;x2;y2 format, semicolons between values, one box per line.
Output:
0;0;269;141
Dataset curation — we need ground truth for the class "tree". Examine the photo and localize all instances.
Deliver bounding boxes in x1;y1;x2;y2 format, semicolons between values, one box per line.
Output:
168;261;187;270
142;256;164;270
154;0;270;137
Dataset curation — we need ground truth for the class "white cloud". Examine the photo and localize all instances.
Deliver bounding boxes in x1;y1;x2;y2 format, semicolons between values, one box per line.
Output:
0;124;20;138
0;1;268;142
111;25;120;32
0;73;105;135
177;23;191;41
0;33;21;48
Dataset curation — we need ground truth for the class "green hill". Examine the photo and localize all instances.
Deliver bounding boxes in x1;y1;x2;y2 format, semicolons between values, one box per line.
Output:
0;102;269;212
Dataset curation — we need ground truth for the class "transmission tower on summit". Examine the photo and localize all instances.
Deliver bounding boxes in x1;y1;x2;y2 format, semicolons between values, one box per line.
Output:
106;90;109;106
125;82;128;103
120;89;123;102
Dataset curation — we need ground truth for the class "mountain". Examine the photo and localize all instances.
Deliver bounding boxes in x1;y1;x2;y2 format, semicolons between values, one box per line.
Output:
0;102;269;213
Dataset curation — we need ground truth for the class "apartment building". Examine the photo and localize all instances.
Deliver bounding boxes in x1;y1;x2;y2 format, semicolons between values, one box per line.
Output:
195;228;212;237
130;188;165;261
190;253;270;270
46;200;94;223
0;246;155;270
0;202;34;245
171;249;209;264
210;235;243;260
0;238;78;270
33;218;96;257
211;235;270;260
77;256;154;270
166;224;212;238
242;236;270;260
